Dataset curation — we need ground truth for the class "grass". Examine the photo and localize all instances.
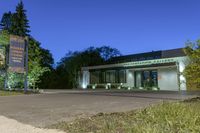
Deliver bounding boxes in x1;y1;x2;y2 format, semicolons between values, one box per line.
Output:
50;97;200;133
0;90;39;96
0;90;24;96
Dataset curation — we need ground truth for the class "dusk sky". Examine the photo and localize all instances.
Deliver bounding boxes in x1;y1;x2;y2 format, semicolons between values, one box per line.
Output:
1;0;200;62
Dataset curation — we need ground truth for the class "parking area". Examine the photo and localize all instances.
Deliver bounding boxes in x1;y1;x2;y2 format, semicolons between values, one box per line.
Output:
0;90;198;128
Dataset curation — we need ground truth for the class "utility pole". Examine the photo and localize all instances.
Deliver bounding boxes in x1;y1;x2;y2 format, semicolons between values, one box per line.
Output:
24;36;29;92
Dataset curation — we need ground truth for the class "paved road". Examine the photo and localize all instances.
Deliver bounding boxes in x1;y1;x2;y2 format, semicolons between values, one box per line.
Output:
0;90;198;128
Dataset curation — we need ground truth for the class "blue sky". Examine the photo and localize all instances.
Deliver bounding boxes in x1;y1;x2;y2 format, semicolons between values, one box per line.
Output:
1;0;200;62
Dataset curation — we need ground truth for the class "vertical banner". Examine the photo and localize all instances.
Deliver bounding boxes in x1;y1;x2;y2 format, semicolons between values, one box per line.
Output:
8;35;25;73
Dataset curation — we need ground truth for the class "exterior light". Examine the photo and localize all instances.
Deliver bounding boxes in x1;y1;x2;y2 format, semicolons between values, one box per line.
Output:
82;84;87;89
117;86;121;89
128;87;131;90
105;85;108;89
92;84;97;89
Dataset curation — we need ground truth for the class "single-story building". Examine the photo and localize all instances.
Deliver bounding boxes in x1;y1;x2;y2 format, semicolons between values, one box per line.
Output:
79;48;188;91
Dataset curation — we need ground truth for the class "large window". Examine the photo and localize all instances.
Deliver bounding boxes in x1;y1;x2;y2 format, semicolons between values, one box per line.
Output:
106;70;116;83
135;70;158;88
90;69;127;84
90;71;100;84
119;70;126;83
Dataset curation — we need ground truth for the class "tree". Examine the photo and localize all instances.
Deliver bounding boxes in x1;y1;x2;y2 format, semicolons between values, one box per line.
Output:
28;38;51;89
184;40;200;90
0;30;9;74
10;1;30;37
0;30;9;89
37;48;54;89
0;12;13;31
0;1;54;90
28;64;49;90
39;48;54;68
0;30;9;46
97;46;121;61
55;46;120;88
7;72;24;90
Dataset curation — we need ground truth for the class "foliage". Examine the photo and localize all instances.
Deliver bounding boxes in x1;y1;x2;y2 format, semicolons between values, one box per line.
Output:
39;48;54;68
10;1;30;37
0;30;9;69
97;45;121;61
0;1;54;89
0;12;13;32
184;40;200;90
36;48;54;89
56;46;119;88
0;30;9;46
50;100;200;133
7;72;24;90
28;38;51;89
28;64;49;90
0;73;5;89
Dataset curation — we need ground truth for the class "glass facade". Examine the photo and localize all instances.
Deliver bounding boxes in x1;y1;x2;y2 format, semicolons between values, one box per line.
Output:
90;70;126;84
135;70;158;88
90;69;158;88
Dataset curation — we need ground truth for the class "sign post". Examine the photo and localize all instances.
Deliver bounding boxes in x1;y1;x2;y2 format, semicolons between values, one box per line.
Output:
8;35;28;92
24;37;29;92
8;35;25;73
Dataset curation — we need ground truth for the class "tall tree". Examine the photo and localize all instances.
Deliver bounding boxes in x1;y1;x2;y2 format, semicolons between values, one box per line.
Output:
28;38;51;89
184;40;200;90
10;0;30;37
39;48;54;68
97;46;121;61
0;1;54;90
0;12;13;31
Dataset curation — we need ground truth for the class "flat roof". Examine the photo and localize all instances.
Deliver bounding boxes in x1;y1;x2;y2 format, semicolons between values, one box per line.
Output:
107;48;185;64
82;48;186;70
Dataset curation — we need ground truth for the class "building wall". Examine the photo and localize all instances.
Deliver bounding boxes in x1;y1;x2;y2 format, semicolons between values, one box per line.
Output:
178;58;187;90
158;67;179;91
126;69;135;87
80;56;188;91
81;70;90;89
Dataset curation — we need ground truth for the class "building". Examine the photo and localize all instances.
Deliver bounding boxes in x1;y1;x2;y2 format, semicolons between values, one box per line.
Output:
79;48;188;91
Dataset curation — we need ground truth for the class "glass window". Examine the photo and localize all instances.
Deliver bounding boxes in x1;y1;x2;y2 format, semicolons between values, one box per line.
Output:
90;71;100;84
106;70;116;83
119;70;126;83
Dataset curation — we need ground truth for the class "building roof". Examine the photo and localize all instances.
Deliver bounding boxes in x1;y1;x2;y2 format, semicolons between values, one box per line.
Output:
107;48;185;64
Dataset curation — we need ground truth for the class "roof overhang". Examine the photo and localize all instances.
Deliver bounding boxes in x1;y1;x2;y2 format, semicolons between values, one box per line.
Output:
82;56;187;71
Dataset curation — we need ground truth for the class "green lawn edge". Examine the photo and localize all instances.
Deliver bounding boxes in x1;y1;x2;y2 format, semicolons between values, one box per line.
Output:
49;97;200;133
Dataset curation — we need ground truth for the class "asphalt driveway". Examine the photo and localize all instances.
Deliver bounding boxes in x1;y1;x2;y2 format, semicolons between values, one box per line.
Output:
0;90;198;128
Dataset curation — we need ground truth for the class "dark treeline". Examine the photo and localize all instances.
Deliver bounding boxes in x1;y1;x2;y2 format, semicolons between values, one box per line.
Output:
39;46;121;89
0;1;121;89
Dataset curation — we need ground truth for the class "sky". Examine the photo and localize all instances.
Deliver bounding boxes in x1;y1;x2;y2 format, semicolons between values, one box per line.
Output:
0;0;200;62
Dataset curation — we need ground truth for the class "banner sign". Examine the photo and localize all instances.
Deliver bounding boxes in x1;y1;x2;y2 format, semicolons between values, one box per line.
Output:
8;35;25;73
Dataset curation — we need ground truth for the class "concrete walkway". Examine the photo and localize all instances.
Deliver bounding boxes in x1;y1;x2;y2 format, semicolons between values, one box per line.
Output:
0;116;64;133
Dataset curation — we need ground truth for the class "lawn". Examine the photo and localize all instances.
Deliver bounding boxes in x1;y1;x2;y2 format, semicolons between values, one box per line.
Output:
50;97;200;133
0;90;24;96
